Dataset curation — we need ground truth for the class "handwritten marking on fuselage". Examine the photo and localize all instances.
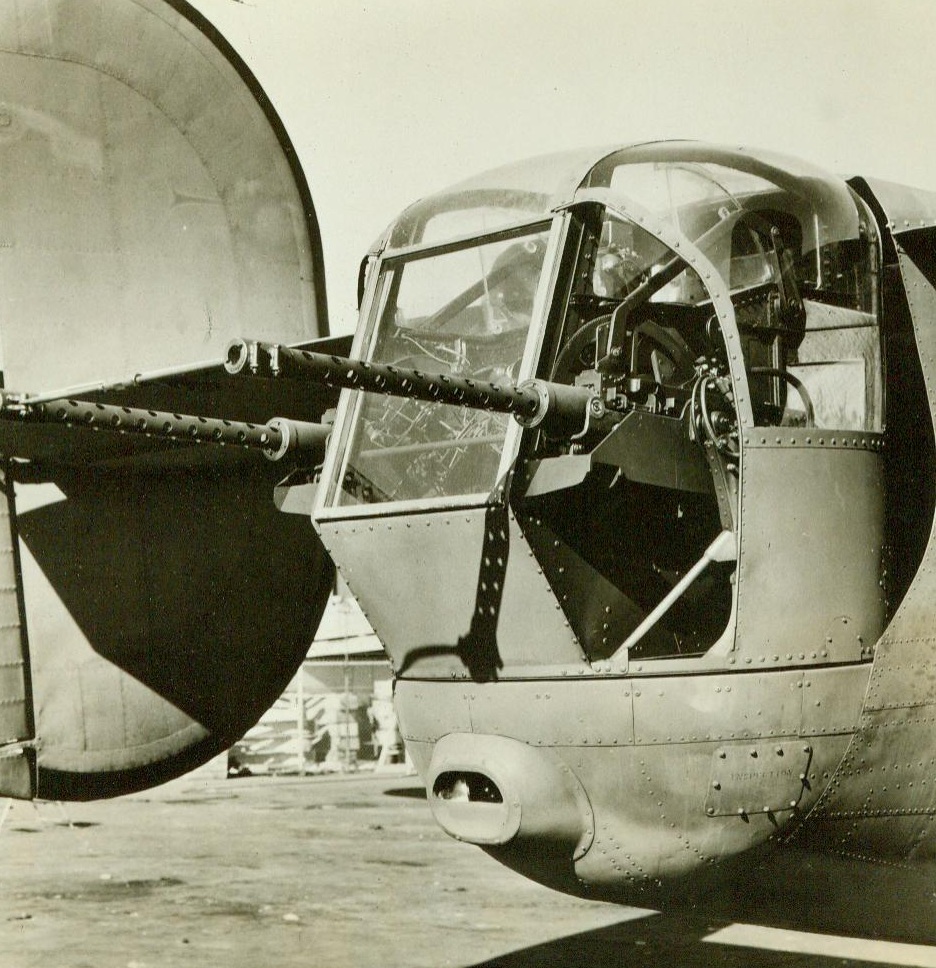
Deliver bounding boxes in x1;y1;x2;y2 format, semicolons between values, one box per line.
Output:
729;769;796;782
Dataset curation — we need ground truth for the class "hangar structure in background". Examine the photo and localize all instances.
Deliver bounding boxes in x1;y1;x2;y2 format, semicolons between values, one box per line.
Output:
229;590;399;776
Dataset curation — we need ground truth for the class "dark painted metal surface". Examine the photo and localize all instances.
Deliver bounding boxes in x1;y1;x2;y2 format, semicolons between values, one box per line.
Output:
854;177;936;234
0;479;32;798
397;663;868;888
735;436;886;665
318;506;587;680
796;236;936;859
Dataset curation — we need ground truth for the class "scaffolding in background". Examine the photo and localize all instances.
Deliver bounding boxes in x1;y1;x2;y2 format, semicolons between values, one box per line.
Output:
228;594;405;776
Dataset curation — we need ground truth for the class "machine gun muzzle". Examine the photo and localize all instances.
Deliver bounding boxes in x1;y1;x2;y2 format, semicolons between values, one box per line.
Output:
0;393;330;463
225;339;603;440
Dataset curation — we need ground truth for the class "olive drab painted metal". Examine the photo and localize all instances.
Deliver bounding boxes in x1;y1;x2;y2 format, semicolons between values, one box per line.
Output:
0;0;327;392
317;507;588;680
735;433;885;665
315;156;936;934
797;239;936;858
306;141;904;902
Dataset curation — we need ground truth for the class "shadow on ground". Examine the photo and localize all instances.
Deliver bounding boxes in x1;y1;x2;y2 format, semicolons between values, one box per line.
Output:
383;786;427;799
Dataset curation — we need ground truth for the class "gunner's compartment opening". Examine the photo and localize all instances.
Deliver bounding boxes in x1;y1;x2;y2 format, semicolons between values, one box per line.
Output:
519;468;732;662
517;203;738;662
516;161;885;664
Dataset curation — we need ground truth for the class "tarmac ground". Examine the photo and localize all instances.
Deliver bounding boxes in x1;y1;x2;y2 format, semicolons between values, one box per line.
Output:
1;769;933;968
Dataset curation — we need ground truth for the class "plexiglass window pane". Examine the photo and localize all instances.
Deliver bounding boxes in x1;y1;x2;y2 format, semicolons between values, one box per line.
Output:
335;229;549;506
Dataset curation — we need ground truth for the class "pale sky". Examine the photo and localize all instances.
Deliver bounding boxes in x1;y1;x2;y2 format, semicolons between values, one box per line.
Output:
190;0;936;335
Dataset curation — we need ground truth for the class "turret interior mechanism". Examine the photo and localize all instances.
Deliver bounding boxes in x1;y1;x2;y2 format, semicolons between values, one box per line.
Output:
312;144;883;673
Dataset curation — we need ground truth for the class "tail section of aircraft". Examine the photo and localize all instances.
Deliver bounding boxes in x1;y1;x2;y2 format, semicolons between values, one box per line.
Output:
0;488;33;798
0;0;335;799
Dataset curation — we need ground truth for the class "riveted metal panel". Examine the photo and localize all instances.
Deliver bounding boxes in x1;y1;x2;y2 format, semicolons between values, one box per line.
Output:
805;709;936;858
394;681;472;743
801;664;872;735
632;671;803;745
0;493;28;749
736;439;885;664
864;641;936;711
467;679;635;747
839;708;936;818
704;741;812;817
799;670;936;848
800;248;936;858
514;509;648;663
318;506;586;679
857;178;936;235
571;741;785;884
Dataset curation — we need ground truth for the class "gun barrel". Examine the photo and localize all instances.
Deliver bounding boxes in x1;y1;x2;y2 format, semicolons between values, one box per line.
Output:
225;340;600;438
225;339;542;420
0;395;329;463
